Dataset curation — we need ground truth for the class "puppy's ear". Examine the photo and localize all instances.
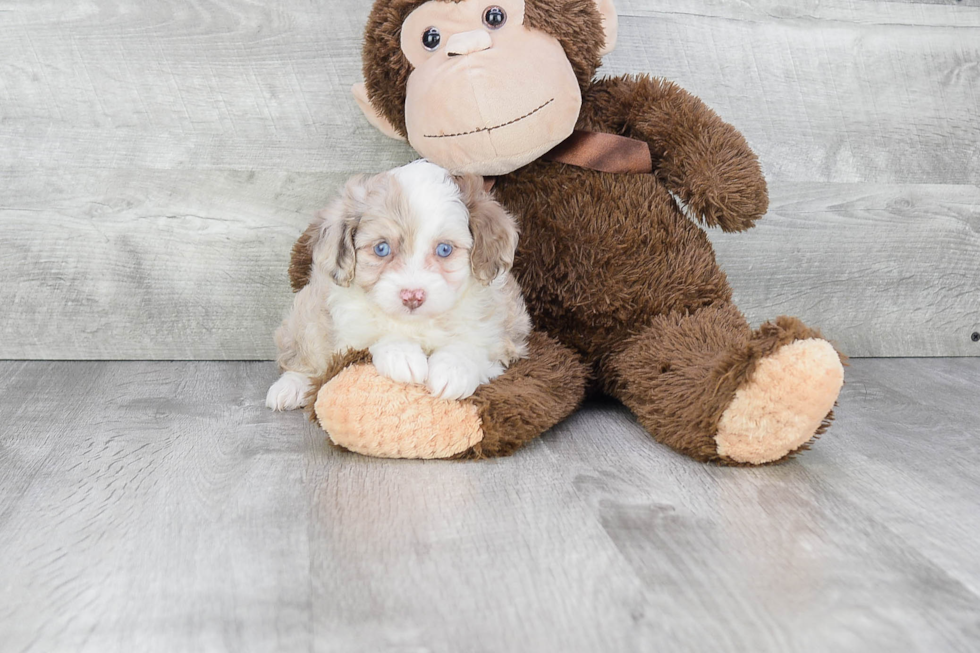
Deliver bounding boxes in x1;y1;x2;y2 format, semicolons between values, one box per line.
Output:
288;219;322;292
312;175;369;287
456;174;519;285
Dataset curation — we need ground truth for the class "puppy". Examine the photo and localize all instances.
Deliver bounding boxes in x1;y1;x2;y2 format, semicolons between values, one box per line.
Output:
266;160;531;411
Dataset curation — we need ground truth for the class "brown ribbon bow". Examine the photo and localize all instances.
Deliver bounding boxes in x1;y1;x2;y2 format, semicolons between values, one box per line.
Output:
483;130;653;192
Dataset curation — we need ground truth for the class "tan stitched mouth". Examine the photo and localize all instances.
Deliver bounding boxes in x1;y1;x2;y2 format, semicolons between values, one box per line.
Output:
424;98;555;139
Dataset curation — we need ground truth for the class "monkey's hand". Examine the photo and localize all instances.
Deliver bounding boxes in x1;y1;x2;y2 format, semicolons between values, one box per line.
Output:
584;75;769;233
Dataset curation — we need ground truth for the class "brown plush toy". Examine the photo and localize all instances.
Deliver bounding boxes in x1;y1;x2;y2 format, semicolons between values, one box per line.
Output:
291;0;845;464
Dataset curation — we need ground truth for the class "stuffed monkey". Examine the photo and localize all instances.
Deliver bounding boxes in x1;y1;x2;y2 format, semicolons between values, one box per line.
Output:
291;0;844;464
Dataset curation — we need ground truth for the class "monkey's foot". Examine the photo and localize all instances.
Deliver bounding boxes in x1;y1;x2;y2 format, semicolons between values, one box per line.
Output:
314;365;484;459
715;339;844;465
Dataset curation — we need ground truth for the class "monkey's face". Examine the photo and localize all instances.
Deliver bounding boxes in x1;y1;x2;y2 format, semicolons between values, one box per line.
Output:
399;0;583;175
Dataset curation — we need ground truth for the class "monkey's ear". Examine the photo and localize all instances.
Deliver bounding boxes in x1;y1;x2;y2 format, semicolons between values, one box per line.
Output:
456;174;519;285
595;0;618;56
352;83;407;142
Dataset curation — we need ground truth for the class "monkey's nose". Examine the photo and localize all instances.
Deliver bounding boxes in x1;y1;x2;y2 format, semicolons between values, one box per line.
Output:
446;30;492;57
400;289;427;310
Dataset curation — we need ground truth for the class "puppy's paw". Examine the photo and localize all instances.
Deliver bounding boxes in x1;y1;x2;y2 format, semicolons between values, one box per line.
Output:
266;371;313;411
370;341;429;385
426;352;482;401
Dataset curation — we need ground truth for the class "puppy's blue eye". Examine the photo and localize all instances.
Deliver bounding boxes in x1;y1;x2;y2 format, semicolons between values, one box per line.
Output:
436;243;453;258
374;242;391;257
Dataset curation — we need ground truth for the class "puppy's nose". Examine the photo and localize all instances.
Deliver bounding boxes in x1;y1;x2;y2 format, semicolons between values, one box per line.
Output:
400;289;427;310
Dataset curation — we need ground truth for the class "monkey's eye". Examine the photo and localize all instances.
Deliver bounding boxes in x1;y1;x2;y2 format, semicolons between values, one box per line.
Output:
436;243;454;258
422;27;442;51
483;6;506;29
374;242;391;257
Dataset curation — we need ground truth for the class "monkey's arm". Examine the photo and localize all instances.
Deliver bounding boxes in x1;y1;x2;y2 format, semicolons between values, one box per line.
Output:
581;75;768;233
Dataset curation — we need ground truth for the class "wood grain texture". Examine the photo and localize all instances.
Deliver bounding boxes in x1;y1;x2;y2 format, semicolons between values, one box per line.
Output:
1;359;979;652
712;183;980;357
0;0;978;358
608;0;980;184
0;169;339;360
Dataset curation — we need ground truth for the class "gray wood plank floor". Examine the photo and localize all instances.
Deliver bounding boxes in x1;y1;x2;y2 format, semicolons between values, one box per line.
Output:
1;359;978;652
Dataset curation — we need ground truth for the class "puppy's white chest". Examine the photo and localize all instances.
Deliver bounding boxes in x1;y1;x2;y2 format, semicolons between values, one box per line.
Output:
330;301;454;354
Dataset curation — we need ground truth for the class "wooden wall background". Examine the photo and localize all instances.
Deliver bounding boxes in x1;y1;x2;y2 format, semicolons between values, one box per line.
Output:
1;0;977;360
